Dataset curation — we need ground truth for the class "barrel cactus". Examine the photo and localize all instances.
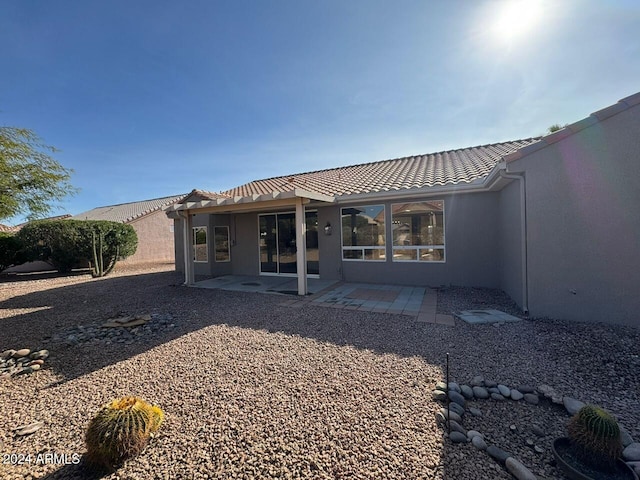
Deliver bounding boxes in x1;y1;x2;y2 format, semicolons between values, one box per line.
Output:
567;404;622;470
85;397;164;470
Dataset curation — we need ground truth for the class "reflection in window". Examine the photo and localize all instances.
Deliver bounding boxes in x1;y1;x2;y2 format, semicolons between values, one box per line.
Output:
341;205;385;261
214;226;230;262
193;226;208;263
392;201;445;262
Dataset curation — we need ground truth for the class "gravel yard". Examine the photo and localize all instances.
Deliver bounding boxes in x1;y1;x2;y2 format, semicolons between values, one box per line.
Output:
1;265;639;479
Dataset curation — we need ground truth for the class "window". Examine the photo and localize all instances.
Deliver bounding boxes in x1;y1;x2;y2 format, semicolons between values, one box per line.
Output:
341;205;385;261
391;201;445;262
193;226;208;263
214;226;230;262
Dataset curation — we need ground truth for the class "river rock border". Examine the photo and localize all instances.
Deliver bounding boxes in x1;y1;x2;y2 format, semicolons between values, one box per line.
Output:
433;377;640;479
1;349;49;378
48;312;177;347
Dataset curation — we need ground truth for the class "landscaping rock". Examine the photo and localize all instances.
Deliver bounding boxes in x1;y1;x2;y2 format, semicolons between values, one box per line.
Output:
467;430;483;440
448;420;466;435
30;350;49;360
487;445;512;465
438;408;462;424
516;385;535;393
471;375;484;386
14;421;44;436
620;426;634;447
1;349;16;360
497;384;511;398
460;384;474;399
432;389;447;401
448;390;466;408
13;349;30;358
510;389;523;401
623;443;640;462
491;393;505;401
468;407;483;417
472;386;489;399
448;382;461;393
471;435;487;451
505;457;537;480
449;431;468;443
435;381;447;392
484;380;497;388
448;401;465;417
523;394;539;405
562;396;585;416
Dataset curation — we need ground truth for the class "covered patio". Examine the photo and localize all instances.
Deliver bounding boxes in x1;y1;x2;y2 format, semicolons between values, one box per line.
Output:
165;188;336;296
192;274;457;326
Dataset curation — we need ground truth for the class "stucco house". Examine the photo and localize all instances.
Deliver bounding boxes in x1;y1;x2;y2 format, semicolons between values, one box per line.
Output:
73;194;186;265
166;92;640;326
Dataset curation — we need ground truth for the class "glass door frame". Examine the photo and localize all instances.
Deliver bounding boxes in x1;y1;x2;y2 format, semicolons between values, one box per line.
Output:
258;211;319;277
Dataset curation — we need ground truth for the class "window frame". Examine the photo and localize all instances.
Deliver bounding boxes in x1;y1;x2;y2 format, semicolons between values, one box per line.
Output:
340;204;387;262
213;226;231;263
192;226;208;263
391;200;446;263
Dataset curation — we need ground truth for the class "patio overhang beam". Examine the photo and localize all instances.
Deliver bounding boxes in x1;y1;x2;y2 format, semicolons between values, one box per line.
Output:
165;189;335;216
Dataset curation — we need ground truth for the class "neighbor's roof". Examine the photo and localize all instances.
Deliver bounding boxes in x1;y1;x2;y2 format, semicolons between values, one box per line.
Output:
72;194;187;223
224;139;540;198
0;223;18;233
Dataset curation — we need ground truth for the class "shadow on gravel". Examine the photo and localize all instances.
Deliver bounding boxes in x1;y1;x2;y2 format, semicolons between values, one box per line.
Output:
1;270;462;384
40;456;111;480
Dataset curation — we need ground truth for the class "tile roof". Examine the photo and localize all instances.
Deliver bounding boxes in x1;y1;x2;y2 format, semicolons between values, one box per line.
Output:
72;194;187;223
223;139;540;198
0;223;18;233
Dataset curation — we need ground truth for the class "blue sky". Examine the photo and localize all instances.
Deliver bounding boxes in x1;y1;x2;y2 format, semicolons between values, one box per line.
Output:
1;0;639;224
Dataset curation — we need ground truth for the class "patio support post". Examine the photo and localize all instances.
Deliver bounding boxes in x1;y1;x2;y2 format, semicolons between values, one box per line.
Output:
295;197;308;295
182;211;195;286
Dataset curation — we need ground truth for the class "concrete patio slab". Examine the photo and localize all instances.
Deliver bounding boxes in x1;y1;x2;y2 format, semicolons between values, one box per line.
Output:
456;309;522;324
194;276;457;327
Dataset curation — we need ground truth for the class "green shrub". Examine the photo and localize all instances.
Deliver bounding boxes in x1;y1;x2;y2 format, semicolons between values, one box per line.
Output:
567;404;623;471
0;232;24;271
16;219;138;275
85;396;164;470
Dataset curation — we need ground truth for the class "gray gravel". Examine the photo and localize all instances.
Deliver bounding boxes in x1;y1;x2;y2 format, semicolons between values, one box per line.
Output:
0;266;638;479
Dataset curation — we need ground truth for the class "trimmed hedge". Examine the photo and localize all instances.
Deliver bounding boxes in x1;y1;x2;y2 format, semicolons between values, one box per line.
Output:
0;232;24;272
16;220;137;275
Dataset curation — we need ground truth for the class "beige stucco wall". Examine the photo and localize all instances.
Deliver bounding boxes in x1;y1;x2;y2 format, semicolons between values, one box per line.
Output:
120;210;176;265
509;103;640;326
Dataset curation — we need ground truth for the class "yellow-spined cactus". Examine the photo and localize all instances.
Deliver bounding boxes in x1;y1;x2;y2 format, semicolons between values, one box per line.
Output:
567;405;622;471
85;396;164;470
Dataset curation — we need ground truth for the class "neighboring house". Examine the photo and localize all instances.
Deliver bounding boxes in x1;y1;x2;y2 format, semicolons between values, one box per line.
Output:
73;194;186;265
166;92;640;326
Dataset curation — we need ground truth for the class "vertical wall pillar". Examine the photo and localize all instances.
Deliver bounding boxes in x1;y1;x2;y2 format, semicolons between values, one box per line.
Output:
182;211;195;285
295;198;308;295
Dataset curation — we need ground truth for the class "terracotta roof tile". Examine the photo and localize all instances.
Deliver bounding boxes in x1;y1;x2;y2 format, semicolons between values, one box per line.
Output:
223;139;540;198
72;194;187;223
0;223;18;233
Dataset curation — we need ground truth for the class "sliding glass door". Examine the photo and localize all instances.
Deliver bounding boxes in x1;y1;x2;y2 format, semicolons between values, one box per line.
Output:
259;212;319;275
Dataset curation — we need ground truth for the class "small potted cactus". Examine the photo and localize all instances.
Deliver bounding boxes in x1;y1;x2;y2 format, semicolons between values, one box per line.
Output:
552;405;637;480
85;396;164;471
